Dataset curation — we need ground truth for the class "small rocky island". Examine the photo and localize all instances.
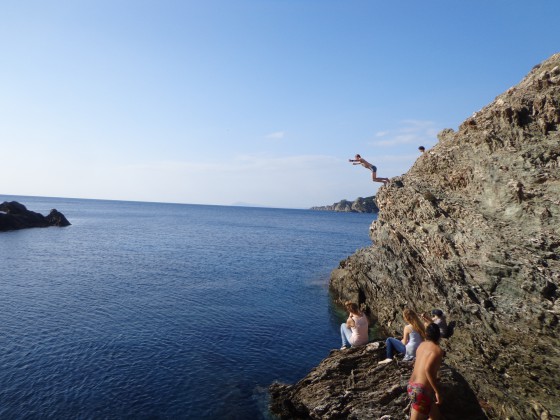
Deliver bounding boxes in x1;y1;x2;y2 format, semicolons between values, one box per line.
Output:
0;201;71;231
311;196;379;213
271;53;560;419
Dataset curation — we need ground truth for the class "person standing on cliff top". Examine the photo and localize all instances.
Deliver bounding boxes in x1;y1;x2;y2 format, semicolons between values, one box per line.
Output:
407;323;444;420
349;154;389;184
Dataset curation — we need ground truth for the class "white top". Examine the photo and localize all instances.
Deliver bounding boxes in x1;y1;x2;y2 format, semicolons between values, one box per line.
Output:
349;313;369;346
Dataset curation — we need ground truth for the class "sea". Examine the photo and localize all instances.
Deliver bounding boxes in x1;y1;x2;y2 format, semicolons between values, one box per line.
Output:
0;195;375;419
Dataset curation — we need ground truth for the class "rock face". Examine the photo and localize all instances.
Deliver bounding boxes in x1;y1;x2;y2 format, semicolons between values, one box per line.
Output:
0;201;71;231
271;53;560;419
270;343;486;419
311;196;379;213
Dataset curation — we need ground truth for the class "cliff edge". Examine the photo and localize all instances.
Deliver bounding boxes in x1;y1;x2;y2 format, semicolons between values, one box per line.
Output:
271;53;560;419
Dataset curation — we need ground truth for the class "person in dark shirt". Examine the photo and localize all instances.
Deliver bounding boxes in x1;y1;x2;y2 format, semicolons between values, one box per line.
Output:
422;309;448;338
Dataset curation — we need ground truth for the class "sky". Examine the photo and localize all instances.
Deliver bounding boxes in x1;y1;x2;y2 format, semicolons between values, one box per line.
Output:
1;1;559;209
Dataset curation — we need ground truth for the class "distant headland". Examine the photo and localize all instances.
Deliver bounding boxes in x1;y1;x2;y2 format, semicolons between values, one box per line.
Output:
0;201;71;232
310;196;378;213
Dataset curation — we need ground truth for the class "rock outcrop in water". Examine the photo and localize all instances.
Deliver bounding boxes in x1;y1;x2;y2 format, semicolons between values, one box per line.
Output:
0;201;71;231
270;53;560;419
311;196;379;213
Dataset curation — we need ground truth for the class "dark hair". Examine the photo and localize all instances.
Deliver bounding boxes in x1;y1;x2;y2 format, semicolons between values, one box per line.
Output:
418;146;425;151
426;323;441;342
431;309;444;318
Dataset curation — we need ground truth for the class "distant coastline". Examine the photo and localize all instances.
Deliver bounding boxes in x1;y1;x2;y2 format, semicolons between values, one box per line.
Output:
310;196;378;213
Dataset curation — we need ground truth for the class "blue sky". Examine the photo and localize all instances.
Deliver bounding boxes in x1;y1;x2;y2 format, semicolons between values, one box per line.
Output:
1;1;559;208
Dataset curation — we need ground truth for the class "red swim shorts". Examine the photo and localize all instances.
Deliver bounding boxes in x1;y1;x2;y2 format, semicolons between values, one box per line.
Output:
407;381;432;415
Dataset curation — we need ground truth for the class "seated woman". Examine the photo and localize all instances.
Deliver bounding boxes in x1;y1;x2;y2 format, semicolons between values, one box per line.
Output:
378;308;426;364
340;301;369;349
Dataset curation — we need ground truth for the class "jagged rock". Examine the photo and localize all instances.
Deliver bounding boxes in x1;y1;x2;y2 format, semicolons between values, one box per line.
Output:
270;344;486;419
0;201;71;231
272;53;560;420
328;53;560;419
311;196;379;213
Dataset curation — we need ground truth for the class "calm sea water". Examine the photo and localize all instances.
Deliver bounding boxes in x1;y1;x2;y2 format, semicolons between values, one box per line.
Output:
0;195;374;419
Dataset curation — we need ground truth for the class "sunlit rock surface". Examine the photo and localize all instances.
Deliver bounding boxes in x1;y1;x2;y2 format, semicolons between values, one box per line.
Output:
271;53;560;419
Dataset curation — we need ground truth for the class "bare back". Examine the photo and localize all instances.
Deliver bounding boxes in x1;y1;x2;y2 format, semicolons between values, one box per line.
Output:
358;157;373;169
409;341;443;391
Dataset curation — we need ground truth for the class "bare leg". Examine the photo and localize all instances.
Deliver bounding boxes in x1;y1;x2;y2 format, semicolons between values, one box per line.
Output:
371;172;389;184
429;403;441;420
410;407;429;420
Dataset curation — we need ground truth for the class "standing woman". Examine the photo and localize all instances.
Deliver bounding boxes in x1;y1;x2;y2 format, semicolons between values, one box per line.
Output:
379;308;426;364
340;301;369;349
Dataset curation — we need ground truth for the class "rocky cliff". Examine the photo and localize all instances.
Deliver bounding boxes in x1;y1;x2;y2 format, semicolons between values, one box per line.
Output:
311;196;379;213
271;53;560;419
0;201;71;231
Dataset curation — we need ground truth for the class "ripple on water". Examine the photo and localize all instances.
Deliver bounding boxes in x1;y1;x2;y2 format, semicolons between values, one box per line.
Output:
0;197;374;418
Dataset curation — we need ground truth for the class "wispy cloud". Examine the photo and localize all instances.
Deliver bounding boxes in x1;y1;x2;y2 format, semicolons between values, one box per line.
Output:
265;131;286;140
2;151;391;208
89;153;347;207
371;120;439;147
118;153;340;176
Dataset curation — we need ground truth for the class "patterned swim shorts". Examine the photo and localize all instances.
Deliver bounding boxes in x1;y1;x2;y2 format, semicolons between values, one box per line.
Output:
407;381;432;416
